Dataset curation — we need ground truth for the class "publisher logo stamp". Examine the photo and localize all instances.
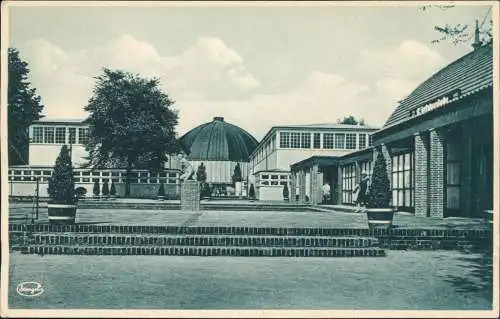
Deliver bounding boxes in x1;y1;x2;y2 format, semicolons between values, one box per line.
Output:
16;282;44;297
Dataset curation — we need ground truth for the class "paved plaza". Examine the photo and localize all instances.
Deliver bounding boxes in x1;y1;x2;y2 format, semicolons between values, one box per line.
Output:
9;200;490;230
8;250;492;310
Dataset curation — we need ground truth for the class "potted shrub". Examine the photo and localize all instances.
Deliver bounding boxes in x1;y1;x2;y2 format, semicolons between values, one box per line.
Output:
47;145;77;224
365;147;394;230
283;183;289;202
109;181;117;200
102;180;110;200
157;182;166;201
75;187;87;200
232;163;243;198
248;183;256;202
93;179;100;200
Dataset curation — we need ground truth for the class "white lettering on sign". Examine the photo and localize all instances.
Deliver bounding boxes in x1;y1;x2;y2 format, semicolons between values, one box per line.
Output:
411;90;461;117
415;96;449;116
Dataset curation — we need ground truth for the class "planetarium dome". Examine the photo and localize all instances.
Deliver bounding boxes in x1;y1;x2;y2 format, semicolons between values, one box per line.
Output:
180;117;258;161
179;117;258;185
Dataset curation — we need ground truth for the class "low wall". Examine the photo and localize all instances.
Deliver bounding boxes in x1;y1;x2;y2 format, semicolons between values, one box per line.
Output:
9;182;180;199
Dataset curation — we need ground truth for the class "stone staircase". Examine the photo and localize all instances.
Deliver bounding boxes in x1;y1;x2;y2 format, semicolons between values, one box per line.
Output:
10;224;386;257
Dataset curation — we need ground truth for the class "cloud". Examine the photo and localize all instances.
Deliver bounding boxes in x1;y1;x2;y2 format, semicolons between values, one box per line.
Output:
18;36;446;140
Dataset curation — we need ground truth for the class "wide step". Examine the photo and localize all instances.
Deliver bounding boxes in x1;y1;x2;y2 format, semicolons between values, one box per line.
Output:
23;245;386;257
29;234;379;248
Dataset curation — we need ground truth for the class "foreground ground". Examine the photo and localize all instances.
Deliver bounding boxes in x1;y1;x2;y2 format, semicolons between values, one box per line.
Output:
8;250;492;310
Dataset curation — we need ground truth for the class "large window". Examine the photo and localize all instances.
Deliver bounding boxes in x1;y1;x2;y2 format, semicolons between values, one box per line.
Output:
391;152;414;211
44;127;54;144
301;132;311;148
335;133;345;149
359;134;367;149
368;134;374;146
290;132;301;148
342;164;356;204
32;127;43;143
280;132;290;148
313;133;321;149
68;128;76;144
360;160;372;184
55;127;66;144
78;128;89;144
346;133;356;149
323;133;334;149
446;141;461;210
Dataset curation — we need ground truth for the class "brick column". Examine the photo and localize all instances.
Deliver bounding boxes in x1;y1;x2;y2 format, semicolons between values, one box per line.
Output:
336;165;342;205
290;171;297;202
311;164;319;204
298;170;306;204
429;129;445;217
414;132;429;217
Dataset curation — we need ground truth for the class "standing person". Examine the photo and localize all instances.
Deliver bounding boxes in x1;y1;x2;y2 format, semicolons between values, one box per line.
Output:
353;172;370;209
322;182;331;204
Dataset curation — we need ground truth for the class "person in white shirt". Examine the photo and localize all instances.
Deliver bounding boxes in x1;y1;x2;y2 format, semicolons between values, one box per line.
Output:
322;182;331;204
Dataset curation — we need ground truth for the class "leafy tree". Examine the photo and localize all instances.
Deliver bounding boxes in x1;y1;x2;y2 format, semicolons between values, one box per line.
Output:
196;163;207;183
367;148;391;208
102;180;110;197
93;180;100;197
248;184;256;199
232;163;243;185
337;116;364;126
83;68;181;196
47;145;75;204
110;181;117;197
420;5;492;46
8;48;44;165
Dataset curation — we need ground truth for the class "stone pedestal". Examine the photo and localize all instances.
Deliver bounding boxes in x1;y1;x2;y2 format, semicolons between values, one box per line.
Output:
181;180;200;211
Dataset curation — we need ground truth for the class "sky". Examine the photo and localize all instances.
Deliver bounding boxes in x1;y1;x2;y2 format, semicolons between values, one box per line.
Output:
6;2;494;141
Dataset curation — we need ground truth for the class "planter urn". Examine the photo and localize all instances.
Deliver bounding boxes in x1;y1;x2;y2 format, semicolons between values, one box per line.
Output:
48;201;77;225
366;207;395;230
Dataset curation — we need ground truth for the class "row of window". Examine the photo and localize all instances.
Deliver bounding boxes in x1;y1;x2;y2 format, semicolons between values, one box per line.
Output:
340;153;414;209
8;169;180;184
257;172;290;186
341;161;373;204
279;132;372;150
31;126;89;145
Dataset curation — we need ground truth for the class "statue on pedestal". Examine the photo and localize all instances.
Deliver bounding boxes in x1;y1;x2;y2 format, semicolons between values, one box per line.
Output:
178;153;194;182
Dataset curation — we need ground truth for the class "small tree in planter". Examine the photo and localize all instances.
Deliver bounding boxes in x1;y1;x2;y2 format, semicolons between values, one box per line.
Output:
232;163;243;198
93;179;100;200
157;182;166;201
109;181;117;199
102;180;110;200
47;145;77;224
248;183;256;201
365;147;394;230
283;183;289;201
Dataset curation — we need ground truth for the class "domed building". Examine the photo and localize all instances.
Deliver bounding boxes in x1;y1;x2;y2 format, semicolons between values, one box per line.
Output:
179;117;258;191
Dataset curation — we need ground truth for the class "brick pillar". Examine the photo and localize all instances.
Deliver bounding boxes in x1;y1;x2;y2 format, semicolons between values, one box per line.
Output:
298;170;306;204
291;171;297;202
336;165;342;205
311;164;319;204
429;129;445;217
181;180;200;211
414;132;429;217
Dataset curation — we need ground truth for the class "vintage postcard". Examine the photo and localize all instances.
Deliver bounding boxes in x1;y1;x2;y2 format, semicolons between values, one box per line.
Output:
1;1;498;318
